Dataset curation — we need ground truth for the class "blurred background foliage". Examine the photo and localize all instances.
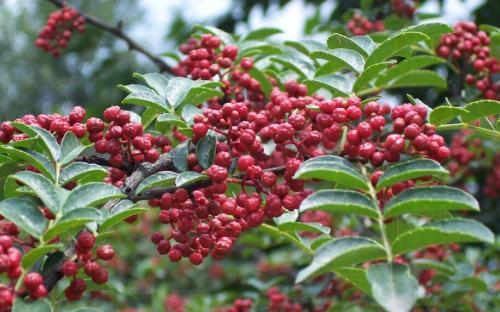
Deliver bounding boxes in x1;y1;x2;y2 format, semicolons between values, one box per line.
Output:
1;0;498;120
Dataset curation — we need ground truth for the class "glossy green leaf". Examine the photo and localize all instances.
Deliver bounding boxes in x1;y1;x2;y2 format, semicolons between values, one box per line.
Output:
0;146;55;181
172;141;189;171
175;171;209;187
270;54;314;79
353;61;395;93
273;209;299;225
11;171;60;214
278;221;331;235
304;74;353;96
22;243;63;269
367;263;419;312
118;83;155;94
300;189;378;218
13;298;53;312
181;105;203;125
193;24;235;45
100;200;148;232
295;237;386;283
461;100;500;123
156;113;188;132
133;72;169;99
59;132;87;165
284;40;325;56
366;32;430;66
326;33;370;57
122;92;168;112
334;267;372;296
0;197;47;238
294;156;370;191
385;69;447;89
310;48;365;73
238;40;283;57
352;36;376;54
196;133;216;169
184;86;223;107
44;208;101;241
375;158;449;191
376;55;445;86
383;186;479;218
135;171;178;194
166;77;217;109
141;107;161;129
429;106;468;125
399;22;453;38
243;27;282;41
314;61;345;76
58;162;107;186
62;183;124;213
12;123;60;161
392;218;495;254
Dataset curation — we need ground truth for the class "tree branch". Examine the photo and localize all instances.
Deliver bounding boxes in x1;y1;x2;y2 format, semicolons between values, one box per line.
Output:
44;0;172;73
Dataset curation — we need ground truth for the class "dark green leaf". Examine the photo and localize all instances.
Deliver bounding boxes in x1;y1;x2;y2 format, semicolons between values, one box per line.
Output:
172;141;189;171
310;49;365;73
392;218;495;254
43;208;102;241
12;123;60;161
383;186;479;218
294;156;370;191
300;189;378;218
62;183;124;213
366;32;430;66
353;61;395;93
135;171;178;194
461;100;500;123
367;263;419;312
375;158;449;191
385;69;447;89
243;27;282;41
58;162;107;186
175;171;208;187
59;132;87;165
196;133;216;169
0;197;47;238
122;92;168;112
22;243;63;270
295;237;386;283
429;106;468;125
304;74;353;96
376;55;445;86
11;171;60;214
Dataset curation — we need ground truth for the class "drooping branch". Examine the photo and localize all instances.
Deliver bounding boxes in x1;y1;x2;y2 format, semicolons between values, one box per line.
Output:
45;0;172;73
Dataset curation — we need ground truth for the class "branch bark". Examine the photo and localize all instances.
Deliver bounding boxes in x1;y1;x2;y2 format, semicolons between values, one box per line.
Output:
45;0;172;73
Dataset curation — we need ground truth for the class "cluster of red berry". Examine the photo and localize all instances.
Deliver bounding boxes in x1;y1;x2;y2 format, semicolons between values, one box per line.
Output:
391;0;417;18
436;21;499;100
35;6;85;58
163;293;186;312
61;231;114;301
484;153;500;198
218;298;253;312
346;13;384;36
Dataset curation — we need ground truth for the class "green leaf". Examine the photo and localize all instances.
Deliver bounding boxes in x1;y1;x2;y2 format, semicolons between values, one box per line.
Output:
300;189;378;218
141;107;161;129
13;298;53;312
270;54;314;79
238;40;283;57
43;208;102;241
249;67;273;96
461;100;500;123
273;209;299;225
278;221;331;235
0;197;47;238
353;61;395;93
283;40;325;56
193;24;235;45
62;183;124;213
326;33;371;57
243;27;282;41
376;55;445;86
385;69;447;89
392;218;495;254
118;83;155;94
100;200;148;232
429;106;468;125
58;162;107;186
156;113;188;133
295;237;386;283
375;158;449;191
22;243;63;270
413;259;455;275
367;263;419;312
196;133;216;169
399;22;453;38
122;92;168;112
334;267;372;296
383;186;479;218
314;61;346;76
175;171;208;187
133;72;169;99
12;123;60;162
166;77;198;109
135;171;178;194
172;141;189;171
184;87;223;107
352;36;376;54
11;171;60;214
294;156;370;191
304;74;353;96
366;32;430;66
59;132;87;165
181;105;203;125
310;48;365;73
0;146;56;181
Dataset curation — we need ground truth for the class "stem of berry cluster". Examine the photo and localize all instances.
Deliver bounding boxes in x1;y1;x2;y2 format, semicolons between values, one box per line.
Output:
44;0;171;73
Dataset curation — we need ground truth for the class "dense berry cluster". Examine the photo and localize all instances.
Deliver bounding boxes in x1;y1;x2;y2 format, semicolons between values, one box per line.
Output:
437;21;499;100
391;0;417;18
164;293;186;312
347;13;384;36
61;231;114;301
484;153;500;198
35;6;85;58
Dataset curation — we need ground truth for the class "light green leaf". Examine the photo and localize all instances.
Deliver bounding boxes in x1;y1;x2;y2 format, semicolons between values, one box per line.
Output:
352;36;376;54
175;171;209;187
429;106;468;125
278;221;331;235
122;92;168;112
270;53;314;79
0;197;47;239
383;186;479;218
375;158;449;191
11;171;60;214
156;113;188;132
366;32;430;66
367;263;419;312
304;74;353;96
294;155;370;191
100;200;148;232
326;33;371;57
22;243;63;269
12;123;60;161
300;189;378;218
43;208;102;241
353;61;395;93
133;72;169;99
59;132;87;165
243;27;282;41
135;171;178;194
181;105;203;125
295;237;386;283
399;22;453;38
196;133;216;169
461;100;500;123
0;146;55;181
385;69;447;89
310;48;365;73
118;83;155;94
284;40;325;56
58;162;107;186
273;209;299;225
62;183;124;213
13;298;53;312
392;218;495;254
